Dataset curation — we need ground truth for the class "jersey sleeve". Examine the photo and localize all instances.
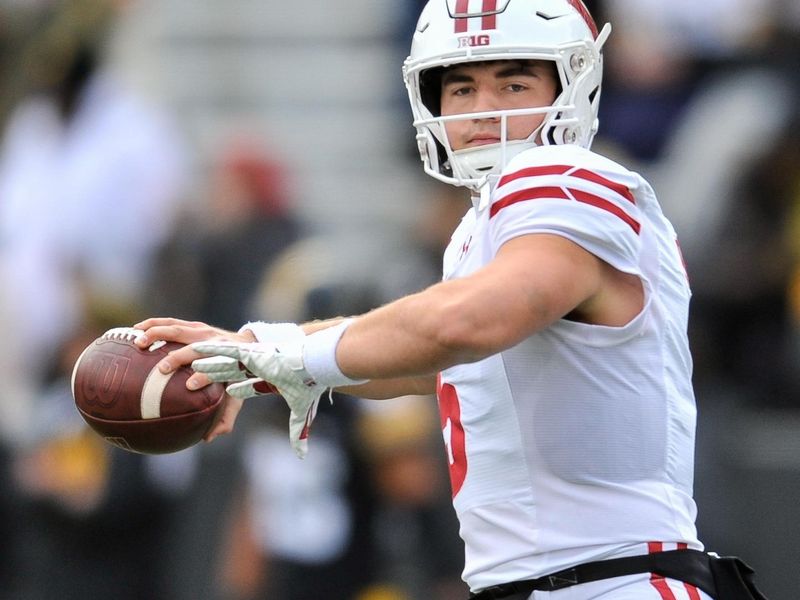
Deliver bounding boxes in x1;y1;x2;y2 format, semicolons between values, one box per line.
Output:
488;146;643;275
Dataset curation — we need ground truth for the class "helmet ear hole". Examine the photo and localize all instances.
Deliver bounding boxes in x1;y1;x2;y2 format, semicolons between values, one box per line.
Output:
436;140;451;176
420;67;444;117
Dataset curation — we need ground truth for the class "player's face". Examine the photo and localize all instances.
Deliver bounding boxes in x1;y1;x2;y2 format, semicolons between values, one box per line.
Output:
439;60;559;150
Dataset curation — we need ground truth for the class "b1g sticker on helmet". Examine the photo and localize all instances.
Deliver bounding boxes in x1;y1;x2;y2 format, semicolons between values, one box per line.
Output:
458;34;491;47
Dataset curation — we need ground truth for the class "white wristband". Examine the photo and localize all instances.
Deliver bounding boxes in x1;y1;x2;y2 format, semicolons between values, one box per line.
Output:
302;319;367;388
239;321;304;344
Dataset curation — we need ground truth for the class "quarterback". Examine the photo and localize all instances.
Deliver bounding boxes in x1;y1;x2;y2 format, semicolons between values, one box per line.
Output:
135;1;765;598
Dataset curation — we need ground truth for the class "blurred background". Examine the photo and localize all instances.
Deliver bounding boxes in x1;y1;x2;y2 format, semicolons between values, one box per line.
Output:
0;0;798;598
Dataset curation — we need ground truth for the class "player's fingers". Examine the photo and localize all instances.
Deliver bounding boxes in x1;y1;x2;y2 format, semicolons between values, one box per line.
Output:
226;378;279;399
186;371;213;390
135;322;238;348
191;341;246;359
226;379;258;399
191;356;248;384
158;344;206;374
289;411;310;459
134;316;191;329
204;394;244;442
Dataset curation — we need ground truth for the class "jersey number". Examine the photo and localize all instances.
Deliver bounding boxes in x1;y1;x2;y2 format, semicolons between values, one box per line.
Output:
437;380;467;498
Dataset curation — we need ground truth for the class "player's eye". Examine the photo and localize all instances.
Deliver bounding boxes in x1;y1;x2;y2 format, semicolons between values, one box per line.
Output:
505;83;528;93
450;85;474;96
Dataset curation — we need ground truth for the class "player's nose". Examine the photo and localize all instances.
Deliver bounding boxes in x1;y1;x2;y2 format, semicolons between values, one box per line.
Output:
471;89;502;119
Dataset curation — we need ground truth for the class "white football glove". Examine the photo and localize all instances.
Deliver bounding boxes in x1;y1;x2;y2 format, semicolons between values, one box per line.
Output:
191;340;324;459
191;322;306;387
190;355;281;398
191;355;250;383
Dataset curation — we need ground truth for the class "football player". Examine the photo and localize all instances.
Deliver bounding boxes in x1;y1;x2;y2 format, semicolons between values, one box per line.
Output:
135;1;765;598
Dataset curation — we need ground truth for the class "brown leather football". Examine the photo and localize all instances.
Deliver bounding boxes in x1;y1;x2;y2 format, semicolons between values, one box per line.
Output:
72;328;225;454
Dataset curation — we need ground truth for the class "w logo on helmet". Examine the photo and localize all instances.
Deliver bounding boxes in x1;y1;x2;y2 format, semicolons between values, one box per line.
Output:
451;0;501;33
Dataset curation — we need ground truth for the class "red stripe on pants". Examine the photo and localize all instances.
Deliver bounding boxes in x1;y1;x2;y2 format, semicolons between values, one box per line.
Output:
677;543;702;600
648;542;678;599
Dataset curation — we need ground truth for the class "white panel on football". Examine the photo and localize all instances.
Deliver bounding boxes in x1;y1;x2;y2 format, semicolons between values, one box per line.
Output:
140;368;175;420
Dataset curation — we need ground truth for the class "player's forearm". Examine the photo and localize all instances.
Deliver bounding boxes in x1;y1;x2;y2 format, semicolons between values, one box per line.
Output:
335;280;499;381
300;316;348;335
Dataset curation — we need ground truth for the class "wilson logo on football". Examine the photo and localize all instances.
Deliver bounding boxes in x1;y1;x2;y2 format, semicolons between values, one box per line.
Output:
81;352;130;407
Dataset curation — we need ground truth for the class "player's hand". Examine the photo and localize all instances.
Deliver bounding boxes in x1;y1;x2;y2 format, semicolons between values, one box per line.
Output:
132;317;256;389
203;394;244;443
201;376;280;443
191;340;324;459
134;317;248;347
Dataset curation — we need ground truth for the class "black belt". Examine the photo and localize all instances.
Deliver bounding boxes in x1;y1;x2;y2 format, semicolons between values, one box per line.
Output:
470;549;717;599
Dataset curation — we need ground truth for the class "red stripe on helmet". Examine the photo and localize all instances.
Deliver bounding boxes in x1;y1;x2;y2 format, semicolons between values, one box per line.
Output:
482;0;497;30
565;0;599;38
454;0;469;33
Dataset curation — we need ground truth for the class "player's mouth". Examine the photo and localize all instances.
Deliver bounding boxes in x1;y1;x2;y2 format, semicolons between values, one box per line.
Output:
466;134;501;147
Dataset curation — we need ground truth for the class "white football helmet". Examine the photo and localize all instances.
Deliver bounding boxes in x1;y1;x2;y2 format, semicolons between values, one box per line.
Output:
403;0;611;189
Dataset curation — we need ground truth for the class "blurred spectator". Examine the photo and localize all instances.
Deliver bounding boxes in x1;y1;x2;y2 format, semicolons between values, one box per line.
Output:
220;394;378;600
597;0;785;163
146;136;302;330
0;3;203;598
219;268;381;600
604;0;776;60
141;136;307;600
649;66;795;400
0;0;188;388
374;180;470;303
8;305;205;600
356;396;466;600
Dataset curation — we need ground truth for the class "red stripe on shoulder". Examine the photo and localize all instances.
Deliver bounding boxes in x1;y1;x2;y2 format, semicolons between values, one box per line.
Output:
489;186;569;218
569;189;640;234
571;169;636;204
497;165;572;188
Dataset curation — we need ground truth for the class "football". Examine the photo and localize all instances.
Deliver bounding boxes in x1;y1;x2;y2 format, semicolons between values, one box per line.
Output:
72;327;226;454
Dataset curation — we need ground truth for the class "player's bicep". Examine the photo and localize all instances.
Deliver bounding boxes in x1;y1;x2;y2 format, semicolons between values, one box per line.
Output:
481;233;605;335
492;233;643;330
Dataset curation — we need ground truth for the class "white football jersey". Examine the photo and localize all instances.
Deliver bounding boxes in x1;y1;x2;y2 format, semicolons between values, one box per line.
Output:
437;144;702;591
